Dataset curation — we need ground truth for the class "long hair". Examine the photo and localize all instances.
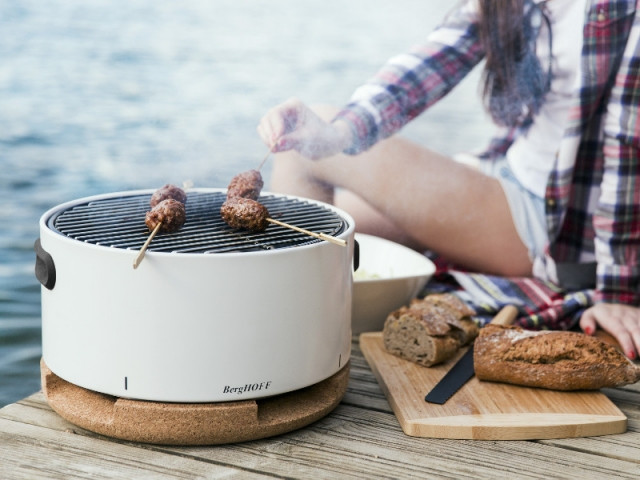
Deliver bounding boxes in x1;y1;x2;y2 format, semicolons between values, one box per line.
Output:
477;0;550;127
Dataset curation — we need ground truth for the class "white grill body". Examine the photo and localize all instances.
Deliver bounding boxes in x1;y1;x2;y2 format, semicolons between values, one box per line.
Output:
38;189;354;402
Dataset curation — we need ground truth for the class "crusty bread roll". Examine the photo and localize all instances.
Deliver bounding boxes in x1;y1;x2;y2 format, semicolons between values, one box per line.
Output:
474;324;640;390
383;293;478;367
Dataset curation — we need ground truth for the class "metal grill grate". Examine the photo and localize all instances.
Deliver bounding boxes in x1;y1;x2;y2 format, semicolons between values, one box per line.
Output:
47;191;348;253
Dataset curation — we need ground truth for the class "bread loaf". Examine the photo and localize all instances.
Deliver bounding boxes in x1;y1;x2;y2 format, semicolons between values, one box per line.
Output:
383;293;478;367
474;324;640;390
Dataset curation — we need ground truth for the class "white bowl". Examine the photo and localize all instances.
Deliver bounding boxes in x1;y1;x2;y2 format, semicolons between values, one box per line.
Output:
352;233;436;334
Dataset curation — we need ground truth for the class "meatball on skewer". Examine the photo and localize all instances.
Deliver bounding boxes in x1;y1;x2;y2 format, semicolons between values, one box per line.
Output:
226;169;264;200
134;186;187;269
145;198;186;233
220;197;269;233
221;169;268;233
220;168;346;245
150;184;187;207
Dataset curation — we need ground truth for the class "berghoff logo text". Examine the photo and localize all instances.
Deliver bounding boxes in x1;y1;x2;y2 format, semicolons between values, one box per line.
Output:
223;381;272;395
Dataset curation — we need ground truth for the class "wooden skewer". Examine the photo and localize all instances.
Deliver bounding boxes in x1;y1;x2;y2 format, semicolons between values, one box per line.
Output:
133;222;162;269
266;217;347;247
257;149;271;171
258;136;281;171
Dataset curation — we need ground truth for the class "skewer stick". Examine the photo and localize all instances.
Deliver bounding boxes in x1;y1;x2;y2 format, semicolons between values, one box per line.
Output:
258;137;280;171
133;222;162;269
266;217;347;247
257;149;271;171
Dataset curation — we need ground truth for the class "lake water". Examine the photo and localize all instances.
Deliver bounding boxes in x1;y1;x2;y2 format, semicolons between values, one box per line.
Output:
0;0;492;407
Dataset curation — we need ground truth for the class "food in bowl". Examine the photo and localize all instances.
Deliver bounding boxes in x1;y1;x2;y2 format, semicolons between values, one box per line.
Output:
352;268;382;280
352;233;436;334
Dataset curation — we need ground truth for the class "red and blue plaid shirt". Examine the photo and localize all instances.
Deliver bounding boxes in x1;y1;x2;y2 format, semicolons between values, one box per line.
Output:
335;0;640;307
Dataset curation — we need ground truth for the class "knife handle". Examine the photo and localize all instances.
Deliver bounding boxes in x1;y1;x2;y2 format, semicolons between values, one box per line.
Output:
490;305;519;326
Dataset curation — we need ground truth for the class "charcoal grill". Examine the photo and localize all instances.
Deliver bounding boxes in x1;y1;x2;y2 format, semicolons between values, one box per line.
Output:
36;188;355;405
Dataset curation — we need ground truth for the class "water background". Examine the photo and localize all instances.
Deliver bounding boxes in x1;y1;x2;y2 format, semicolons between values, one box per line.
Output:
0;0;492;407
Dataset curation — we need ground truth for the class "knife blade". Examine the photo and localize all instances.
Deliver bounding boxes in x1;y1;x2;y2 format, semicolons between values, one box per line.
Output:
424;304;518;405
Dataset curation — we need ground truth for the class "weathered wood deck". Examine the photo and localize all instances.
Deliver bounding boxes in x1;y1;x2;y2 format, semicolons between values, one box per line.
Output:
1;337;639;479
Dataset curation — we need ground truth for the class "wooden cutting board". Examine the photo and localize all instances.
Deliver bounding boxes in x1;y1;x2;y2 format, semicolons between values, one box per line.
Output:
360;332;627;440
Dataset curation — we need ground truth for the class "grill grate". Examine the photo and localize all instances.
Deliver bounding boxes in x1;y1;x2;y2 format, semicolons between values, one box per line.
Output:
48;191;348;253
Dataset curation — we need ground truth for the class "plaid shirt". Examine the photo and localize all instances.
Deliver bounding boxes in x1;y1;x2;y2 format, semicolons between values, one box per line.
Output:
334;0;640;306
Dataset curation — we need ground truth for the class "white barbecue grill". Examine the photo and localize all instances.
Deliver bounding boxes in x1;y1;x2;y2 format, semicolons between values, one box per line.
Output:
36;188;356;444
36;188;355;446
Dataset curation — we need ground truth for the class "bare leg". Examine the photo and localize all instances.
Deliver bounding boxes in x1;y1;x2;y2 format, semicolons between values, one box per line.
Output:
332;190;425;250
270;108;532;277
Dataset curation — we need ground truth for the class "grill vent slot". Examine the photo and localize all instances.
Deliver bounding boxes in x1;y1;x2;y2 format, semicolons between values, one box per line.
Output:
48;191;347;253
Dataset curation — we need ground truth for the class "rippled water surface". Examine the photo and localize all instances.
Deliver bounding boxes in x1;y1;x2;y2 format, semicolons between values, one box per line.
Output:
0;0;492;407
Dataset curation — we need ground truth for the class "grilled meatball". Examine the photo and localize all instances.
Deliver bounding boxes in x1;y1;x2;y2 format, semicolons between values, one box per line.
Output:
150;184;187;207
220;197;269;232
145;198;186;233
226;169;264;200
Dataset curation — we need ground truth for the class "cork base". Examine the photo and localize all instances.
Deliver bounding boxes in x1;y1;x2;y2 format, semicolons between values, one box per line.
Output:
41;359;349;445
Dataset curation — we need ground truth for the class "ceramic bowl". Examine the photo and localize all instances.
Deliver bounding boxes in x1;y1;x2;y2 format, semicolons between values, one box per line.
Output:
352;233;436;334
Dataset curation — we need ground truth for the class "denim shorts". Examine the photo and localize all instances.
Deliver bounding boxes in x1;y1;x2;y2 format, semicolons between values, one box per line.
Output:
456;154;548;261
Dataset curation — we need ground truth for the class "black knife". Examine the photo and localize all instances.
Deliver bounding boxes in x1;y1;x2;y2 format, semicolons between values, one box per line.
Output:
425;305;518;405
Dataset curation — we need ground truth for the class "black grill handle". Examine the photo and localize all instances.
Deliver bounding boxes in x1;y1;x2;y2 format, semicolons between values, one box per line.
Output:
34;238;56;290
353;238;359;272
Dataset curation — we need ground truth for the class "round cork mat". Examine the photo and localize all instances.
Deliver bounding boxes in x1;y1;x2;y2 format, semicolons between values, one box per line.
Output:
41;360;349;445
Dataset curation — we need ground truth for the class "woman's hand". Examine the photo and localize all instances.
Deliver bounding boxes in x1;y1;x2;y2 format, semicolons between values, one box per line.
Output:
257;98;352;160
580;303;640;359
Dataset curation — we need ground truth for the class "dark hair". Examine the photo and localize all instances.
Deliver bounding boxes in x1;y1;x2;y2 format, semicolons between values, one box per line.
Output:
477;0;550;127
